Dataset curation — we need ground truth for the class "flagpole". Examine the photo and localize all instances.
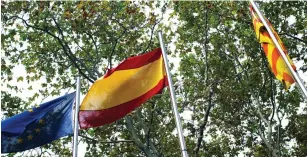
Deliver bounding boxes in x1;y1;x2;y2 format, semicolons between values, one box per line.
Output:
250;1;307;99
158;31;189;157
73;77;81;157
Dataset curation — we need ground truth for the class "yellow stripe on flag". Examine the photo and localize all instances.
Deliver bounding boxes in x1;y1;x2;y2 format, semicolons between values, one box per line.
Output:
78;48;168;129
80;55;165;111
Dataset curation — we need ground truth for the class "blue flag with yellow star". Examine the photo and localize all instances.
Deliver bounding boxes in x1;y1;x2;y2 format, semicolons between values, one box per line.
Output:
1;92;76;153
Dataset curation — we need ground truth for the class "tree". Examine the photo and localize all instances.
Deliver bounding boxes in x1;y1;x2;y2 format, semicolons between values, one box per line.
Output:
1;1;306;156
173;1;306;156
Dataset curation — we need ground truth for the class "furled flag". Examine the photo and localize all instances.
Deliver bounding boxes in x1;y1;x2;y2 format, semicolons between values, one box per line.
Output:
79;48;168;129
250;5;296;90
1;92;76;153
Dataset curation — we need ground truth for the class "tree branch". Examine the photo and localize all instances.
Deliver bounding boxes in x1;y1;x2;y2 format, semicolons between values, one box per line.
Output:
204;8;209;84
269;74;276;132
276;105;282;157
106;17;128;69
280;33;307;45
125;116;157;157
142;16;162;54
9;15;95;83
51;16;97;80
252;74;278;157
85;31;100;60
72;33;102;78
146;103;162;157
79;135;133;144
257;127;278;157
194;88;213;156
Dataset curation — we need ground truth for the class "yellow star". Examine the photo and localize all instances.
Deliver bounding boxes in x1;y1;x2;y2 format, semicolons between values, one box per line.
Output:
38;119;44;124
27;135;33;140
35;128;41;133
17;138;23;143
28;109;34;112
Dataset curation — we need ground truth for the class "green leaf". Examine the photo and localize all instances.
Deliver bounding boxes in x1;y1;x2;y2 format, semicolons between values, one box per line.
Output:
17;76;24;82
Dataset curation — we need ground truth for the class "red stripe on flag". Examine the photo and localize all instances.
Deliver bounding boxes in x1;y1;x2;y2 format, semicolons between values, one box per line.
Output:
104;48;162;78
283;72;295;84
79;77;168;129
262;31;271;39
292;65;296;71
262;44;269;56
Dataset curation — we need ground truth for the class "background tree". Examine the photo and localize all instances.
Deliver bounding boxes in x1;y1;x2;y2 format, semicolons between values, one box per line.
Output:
1;1;306;156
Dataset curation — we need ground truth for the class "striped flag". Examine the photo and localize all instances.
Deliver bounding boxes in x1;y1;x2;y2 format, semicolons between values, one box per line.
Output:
79;48;168;129
250;5;296;90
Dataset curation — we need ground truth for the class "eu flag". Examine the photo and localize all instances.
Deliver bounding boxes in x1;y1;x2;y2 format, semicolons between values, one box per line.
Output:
1;92;76;153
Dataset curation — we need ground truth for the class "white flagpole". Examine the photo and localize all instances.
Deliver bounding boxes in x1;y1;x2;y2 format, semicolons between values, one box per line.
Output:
73;77;81;157
250;1;307;99
158;31;189;157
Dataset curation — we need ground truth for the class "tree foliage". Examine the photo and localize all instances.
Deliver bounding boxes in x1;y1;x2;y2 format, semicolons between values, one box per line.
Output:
1;1;306;156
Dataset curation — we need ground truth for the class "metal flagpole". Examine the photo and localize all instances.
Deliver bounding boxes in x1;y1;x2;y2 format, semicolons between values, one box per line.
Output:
73;77;81;157
250;1;307;99
158;31;189;157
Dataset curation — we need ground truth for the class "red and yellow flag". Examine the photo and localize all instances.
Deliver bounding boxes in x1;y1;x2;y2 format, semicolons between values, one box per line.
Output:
79;48;168;129
250;5;296;90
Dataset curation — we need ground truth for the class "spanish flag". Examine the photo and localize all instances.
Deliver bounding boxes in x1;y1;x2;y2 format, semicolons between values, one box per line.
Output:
79;48;168;129
250;5;296;90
